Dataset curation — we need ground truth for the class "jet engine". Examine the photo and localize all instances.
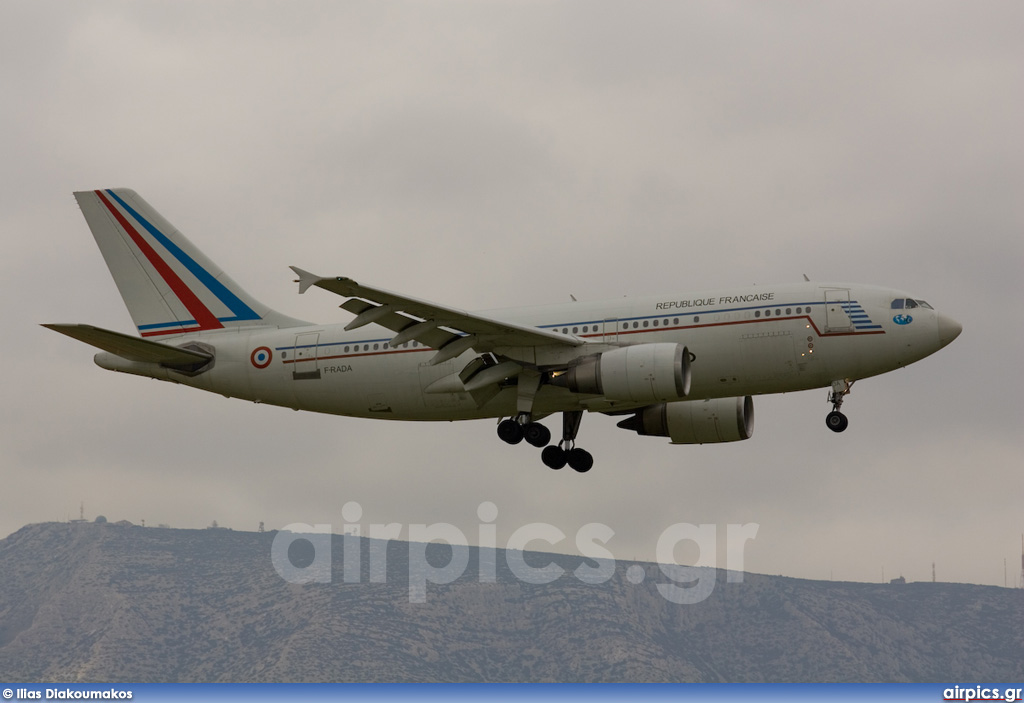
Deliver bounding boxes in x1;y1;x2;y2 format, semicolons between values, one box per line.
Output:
616;396;754;444
556;343;691;403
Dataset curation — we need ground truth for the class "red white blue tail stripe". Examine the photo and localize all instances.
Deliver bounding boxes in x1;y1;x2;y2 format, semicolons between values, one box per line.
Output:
94;190;261;337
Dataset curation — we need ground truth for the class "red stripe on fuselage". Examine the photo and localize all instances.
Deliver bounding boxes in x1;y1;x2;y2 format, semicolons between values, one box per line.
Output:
141;326;204;338
94;190;222;333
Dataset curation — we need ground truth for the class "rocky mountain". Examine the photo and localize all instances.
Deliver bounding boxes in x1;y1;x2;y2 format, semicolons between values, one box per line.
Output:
0;522;1020;682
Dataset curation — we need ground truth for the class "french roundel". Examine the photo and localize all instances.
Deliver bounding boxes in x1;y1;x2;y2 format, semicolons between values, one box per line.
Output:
250;346;272;369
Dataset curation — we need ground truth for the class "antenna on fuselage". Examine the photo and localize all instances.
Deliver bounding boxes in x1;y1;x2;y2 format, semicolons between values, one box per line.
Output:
803;274;811;282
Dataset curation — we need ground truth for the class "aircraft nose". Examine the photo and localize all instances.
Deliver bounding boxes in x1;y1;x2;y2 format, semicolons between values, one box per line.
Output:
937;313;962;348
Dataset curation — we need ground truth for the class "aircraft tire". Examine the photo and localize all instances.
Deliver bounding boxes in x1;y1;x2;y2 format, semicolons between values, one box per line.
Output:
541;445;567;470
497;419;525;444
826;411;849;433
567;448;594;473
524;423;551;448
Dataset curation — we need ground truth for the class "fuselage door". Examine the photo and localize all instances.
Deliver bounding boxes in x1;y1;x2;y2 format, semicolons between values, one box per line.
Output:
603;318;620;344
292;332;321;380
824;289;852;333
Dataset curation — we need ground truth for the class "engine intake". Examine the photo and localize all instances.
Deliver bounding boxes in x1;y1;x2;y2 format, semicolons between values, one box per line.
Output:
617;396;754;444
558;343;691;403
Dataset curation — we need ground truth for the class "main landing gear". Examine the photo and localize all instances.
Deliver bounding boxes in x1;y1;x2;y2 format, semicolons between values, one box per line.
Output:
496;416;550;447
826;379;854;433
497;411;594;473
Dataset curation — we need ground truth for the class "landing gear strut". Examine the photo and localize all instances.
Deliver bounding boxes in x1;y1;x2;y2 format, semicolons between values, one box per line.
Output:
826;379;854;433
497;368;594;472
497;411;593;473
540;411;593;473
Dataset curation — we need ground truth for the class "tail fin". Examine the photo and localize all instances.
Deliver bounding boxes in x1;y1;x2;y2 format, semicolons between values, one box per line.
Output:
74;189;308;337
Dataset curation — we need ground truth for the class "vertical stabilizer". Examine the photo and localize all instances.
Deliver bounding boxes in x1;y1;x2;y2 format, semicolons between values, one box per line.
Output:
74;189;307;337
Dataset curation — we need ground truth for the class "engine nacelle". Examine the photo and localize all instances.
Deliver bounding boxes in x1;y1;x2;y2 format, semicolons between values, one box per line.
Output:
616;396;754;444
560;343;691;403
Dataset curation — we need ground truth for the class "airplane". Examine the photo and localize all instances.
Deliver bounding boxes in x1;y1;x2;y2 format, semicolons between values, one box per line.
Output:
45;189;962;473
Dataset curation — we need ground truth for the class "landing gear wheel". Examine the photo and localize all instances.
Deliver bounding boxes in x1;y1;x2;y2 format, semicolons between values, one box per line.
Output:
524;422;551;448
825;379;854;434
826;411;849;433
541;445;567;470
566;448;594;473
497;418;524;444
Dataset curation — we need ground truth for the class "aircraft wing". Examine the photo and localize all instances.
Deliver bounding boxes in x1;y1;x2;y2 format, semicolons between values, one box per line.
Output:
290;267;582;364
43;324;212;370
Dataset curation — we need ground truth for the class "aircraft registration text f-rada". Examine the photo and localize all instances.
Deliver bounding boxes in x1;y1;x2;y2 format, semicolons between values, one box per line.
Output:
46;189;962;473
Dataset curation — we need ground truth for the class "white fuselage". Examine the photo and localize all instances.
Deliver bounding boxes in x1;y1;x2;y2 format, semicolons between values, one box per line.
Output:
96;281;951;422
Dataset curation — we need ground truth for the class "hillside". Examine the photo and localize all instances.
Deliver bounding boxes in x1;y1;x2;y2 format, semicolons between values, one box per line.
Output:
0;522;1020;682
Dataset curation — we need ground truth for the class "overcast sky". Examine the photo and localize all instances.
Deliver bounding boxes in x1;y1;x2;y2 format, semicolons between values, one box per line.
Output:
2;1;1021;587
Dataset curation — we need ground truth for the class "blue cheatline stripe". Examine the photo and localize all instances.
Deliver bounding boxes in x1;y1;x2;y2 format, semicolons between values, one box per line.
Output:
139;316;259;331
138;320;199;331
106;190;261;322
538;300;845;330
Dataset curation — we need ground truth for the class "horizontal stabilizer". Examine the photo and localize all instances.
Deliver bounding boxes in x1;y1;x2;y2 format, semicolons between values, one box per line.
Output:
43;324;212;370
290;267;321;295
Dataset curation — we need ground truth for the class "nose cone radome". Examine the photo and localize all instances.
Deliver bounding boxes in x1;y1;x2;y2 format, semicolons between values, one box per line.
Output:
937;313;962;348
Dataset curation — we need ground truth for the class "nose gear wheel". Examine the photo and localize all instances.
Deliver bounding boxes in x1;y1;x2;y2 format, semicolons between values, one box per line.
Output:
826;379;854;433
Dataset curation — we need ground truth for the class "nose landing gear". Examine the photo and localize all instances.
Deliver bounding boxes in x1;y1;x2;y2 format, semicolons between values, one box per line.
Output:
826;379;854;433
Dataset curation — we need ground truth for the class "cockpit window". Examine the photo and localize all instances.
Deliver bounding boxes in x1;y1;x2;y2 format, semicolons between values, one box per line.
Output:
893;298;934;310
